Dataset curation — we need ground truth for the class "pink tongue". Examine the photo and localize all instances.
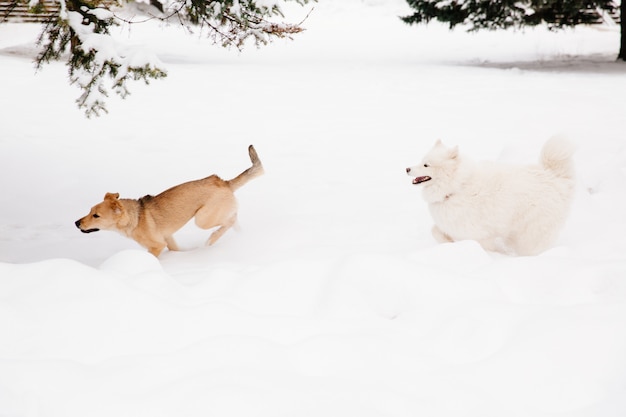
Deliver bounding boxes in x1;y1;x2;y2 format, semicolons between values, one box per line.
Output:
413;176;430;184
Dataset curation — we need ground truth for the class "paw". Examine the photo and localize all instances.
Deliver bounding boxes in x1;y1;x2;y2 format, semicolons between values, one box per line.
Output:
432;226;453;243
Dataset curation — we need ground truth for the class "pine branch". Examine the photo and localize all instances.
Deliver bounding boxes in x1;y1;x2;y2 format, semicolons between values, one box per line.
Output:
18;0;314;117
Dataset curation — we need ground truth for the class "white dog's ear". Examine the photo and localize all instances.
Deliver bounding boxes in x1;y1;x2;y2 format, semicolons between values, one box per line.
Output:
449;146;459;159
435;139;443;146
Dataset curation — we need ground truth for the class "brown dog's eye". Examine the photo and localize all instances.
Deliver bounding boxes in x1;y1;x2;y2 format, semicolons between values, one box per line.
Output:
93;214;100;218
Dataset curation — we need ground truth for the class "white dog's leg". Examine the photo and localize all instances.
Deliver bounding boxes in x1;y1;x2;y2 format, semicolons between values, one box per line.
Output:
432;225;453;243
478;236;515;255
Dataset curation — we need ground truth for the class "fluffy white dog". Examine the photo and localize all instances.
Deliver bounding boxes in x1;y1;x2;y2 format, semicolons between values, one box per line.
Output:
406;137;576;255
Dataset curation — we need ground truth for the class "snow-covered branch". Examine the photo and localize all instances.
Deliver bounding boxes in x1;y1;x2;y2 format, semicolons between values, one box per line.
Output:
29;0;313;116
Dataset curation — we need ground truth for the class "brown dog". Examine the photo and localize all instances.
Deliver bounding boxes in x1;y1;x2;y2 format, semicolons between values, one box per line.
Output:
75;145;264;257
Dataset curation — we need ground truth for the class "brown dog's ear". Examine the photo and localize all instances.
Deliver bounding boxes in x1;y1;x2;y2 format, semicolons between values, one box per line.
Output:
104;192;120;200
106;194;124;215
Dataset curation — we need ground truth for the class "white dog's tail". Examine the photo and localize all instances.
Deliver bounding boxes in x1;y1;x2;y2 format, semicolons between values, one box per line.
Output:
540;136;575;179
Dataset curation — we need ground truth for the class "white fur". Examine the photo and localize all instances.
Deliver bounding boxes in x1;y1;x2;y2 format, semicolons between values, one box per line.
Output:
406;137;576;256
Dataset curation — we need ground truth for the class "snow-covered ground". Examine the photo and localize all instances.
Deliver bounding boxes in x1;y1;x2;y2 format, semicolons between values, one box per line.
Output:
1;0;626;416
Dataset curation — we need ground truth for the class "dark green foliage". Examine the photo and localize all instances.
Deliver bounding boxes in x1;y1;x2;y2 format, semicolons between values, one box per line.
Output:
402;0;624;60
402;0;616;30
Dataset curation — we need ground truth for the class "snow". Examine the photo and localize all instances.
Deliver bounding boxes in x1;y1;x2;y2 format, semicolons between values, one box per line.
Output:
1;0;626;416
85;7;115;21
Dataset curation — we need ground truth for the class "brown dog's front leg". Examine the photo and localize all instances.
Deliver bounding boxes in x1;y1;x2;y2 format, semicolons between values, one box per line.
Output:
148;245;165;257
165;236;179;251
136;233;167;257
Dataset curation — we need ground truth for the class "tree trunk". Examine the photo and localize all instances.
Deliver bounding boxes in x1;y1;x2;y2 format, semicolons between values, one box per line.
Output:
617;0;626;61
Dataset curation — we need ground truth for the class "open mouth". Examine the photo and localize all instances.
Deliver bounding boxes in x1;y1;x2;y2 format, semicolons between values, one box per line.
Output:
80;228;100;234
412;176;431;185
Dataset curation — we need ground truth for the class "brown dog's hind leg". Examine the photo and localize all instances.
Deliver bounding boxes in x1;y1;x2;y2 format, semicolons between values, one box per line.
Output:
206;214;237;246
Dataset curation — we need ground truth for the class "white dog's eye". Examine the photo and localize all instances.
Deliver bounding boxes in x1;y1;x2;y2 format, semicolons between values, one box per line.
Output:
93;214;100;218
424;164;429;168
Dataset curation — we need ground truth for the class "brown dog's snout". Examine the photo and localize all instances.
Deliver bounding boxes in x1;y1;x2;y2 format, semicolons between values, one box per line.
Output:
75;218;100;234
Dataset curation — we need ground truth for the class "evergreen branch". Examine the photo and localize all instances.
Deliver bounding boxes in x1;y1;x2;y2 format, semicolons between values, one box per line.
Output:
17;0;314;116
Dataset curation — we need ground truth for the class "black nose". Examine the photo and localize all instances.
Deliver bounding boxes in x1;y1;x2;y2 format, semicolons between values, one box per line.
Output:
75;220;81;228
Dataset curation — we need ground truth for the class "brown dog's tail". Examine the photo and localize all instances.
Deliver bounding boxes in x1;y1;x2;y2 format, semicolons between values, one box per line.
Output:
227;145;265;191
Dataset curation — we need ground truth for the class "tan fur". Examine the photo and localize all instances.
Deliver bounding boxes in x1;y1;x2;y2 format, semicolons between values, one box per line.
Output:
75;145;264;257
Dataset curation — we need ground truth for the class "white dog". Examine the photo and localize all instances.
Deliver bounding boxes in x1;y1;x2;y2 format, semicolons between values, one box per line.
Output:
406;137;575;255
